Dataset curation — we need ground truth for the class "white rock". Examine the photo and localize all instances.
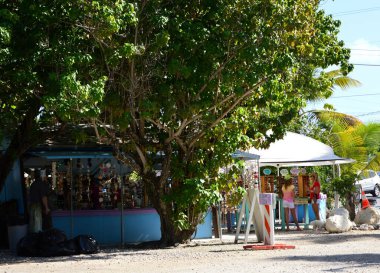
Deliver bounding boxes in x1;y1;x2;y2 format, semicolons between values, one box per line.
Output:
359;224;369;230
310;220;326;230
325;215;352;233
354;207;380;225
329;207;350;218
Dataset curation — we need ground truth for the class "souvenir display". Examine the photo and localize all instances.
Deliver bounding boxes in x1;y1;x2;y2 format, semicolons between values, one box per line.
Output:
260;175;275;193
24;157;145;211
261;172;313;199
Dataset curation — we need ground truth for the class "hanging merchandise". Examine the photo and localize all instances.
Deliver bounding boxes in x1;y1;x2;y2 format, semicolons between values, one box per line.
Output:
260;175;275;193
52;162;57;189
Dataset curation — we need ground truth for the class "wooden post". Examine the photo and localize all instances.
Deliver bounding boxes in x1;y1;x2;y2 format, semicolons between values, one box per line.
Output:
212;206;220;238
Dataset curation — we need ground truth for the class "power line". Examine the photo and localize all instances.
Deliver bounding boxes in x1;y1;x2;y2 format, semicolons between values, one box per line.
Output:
352;53;380;56
350;48;380;52
332;7;380;16
352;63;380;67
330;93;380;99
357;111;380;117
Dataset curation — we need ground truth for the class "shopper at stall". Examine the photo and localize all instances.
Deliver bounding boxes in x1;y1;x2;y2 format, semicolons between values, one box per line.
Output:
29;170;51;233
309;174;321;220
282;176;302;231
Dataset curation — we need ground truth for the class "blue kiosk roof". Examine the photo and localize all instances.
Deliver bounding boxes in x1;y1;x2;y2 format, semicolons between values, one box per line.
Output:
28;146;114;159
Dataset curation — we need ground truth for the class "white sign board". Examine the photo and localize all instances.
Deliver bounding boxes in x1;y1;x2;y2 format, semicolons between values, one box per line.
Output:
259;193;274;205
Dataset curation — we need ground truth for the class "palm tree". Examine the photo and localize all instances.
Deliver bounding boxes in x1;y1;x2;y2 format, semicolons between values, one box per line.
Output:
291;68;380;218
325;69;361;91
320;117;380;219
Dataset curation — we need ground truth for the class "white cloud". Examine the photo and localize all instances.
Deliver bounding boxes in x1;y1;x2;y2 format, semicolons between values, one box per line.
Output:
348;39;380;65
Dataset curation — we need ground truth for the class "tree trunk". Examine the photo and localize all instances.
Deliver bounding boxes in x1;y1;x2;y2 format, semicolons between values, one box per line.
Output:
0;99;41;191
143;170;196;246
212;206;220;238
345;193;356;221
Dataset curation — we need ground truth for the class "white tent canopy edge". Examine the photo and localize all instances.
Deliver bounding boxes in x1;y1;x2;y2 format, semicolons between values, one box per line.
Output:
247;131;354;167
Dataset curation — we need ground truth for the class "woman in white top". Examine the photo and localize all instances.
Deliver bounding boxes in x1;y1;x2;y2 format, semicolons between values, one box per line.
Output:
282;177;301;231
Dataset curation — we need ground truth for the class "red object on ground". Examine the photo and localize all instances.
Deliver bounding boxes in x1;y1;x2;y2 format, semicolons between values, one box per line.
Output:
361;191;371;209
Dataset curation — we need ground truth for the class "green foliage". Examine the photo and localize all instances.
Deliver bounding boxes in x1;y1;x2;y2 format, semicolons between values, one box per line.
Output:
1;0;353;244
324;170;358;207
129;171;141;182
294;109;380;209
43;74;107;121
0;0;137;138
168;178;222;231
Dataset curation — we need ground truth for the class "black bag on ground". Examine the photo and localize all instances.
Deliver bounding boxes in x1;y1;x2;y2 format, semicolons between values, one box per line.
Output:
17;228;69;257
16;232;40;257
17;229;99;257
77;235;99;254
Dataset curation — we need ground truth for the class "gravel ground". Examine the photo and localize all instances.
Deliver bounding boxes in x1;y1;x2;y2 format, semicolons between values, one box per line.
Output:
1;229;380;273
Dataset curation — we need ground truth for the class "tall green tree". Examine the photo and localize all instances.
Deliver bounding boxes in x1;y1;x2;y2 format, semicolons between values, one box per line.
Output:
92;0;351;245
0;0;135;188
1;1;351;245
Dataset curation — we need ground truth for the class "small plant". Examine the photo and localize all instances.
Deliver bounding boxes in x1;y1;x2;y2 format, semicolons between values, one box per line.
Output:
324;170;358;220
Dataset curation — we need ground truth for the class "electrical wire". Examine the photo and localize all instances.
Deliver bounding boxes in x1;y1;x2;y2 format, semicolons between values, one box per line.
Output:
352;63;380;67
332;7;380;16
329;93;380;99
350;48;380;52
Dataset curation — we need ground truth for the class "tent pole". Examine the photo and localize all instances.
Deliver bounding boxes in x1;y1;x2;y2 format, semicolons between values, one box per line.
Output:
70;158;74;239
257;160;261;190
120;163;125;247
334;164;341;209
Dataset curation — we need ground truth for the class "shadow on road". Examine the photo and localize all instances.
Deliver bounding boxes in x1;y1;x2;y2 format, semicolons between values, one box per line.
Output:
273;253;380;271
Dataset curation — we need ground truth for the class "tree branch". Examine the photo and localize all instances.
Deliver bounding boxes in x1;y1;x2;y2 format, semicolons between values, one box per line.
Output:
188;78;267;148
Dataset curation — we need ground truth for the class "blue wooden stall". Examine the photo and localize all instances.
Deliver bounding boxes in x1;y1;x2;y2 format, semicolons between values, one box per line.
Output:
23;147;213;246
0;160;25;214
52;208;212;245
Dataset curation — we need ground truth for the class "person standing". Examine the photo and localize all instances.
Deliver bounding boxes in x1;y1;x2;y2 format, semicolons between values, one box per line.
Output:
29;170;51;233
282;177;302;231
309;174;321;221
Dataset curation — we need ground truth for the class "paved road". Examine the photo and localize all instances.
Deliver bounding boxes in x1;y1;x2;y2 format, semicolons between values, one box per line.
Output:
1;230;380;273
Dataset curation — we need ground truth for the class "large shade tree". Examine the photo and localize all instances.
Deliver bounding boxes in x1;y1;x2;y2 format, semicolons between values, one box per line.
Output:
1;1;352;245
0;0;135;187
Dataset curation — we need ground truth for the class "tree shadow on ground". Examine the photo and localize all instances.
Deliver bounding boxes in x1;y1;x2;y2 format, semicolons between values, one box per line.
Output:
278;232;380;245
273;253;380;271
0;247;156;265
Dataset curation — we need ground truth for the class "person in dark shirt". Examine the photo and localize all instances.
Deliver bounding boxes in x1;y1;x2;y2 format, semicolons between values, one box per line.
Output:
29;170;51;233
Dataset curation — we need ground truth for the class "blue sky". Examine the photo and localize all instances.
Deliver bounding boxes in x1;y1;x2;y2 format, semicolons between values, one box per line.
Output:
307;0;380;123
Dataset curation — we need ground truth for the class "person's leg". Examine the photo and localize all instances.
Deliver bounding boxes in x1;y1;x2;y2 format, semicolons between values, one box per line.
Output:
42;211;53;231
312;202;320;220
284;207;290;231
29;203;42;233
290;208;301;231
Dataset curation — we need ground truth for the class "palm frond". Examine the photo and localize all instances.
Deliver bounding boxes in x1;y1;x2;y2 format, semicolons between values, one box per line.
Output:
325;69;362;90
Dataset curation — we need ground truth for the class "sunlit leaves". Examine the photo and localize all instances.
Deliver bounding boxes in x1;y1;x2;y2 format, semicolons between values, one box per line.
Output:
43;73;107;121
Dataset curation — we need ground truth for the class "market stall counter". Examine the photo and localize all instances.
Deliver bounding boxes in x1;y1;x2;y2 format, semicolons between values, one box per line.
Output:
261;172;327;230
23;148;212;245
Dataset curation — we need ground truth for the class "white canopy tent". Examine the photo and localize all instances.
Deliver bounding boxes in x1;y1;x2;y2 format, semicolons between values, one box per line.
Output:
246;131;354;208
249;132;354;168
230;132;354;236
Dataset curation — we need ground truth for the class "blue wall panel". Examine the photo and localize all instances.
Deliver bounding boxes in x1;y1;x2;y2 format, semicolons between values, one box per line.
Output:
52;209;212;246
0;160;24;214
